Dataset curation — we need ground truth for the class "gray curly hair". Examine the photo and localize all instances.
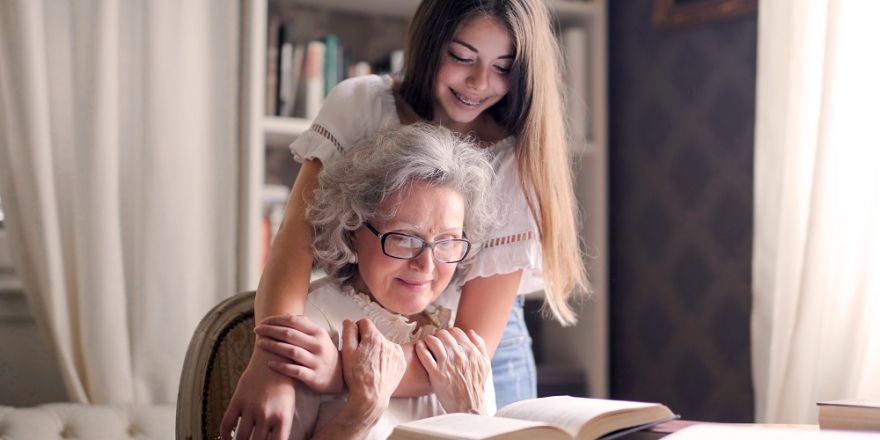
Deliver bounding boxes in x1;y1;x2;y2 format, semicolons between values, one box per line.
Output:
308;123;497;284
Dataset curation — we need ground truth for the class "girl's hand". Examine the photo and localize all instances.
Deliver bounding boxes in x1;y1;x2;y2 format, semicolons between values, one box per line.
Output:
415;327;490;415
255;314;344;394
220;350;296;440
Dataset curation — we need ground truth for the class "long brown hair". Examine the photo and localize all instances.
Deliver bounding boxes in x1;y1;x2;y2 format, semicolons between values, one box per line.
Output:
398;0;587;325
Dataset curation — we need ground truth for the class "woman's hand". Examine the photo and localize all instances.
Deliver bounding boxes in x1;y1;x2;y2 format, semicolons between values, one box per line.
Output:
342;319;406;412
311;319;406;440
255;314;344;394
219;350;296;440
415;327;490;415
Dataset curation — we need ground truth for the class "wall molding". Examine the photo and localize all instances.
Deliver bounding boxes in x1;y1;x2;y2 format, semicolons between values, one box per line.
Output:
0;285;30;322
0;229;30;322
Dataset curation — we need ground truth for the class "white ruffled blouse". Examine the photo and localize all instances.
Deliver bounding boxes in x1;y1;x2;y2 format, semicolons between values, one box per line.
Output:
289;278;496;440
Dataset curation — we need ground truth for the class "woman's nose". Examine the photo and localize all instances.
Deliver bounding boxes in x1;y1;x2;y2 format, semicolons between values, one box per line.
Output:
409;247;436;272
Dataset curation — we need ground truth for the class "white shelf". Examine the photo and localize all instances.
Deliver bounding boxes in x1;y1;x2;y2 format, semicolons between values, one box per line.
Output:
277;0;417;17
278;0;595;22
264;116;311;149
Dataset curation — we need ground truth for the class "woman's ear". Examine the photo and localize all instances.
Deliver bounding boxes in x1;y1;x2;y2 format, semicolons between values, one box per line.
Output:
348;233;359;264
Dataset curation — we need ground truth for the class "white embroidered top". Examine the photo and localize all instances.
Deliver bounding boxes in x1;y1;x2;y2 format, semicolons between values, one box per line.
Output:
289;278;497;440
289;75;544;301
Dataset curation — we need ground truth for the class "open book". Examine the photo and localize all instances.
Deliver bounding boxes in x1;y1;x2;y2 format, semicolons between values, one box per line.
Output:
817;400;880;432
388;396;677;440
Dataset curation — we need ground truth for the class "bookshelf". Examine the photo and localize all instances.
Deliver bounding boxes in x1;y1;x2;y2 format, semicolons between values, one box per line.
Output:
238;0;608;398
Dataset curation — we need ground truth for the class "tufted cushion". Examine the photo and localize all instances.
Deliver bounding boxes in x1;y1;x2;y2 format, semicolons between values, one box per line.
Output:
0;403;174;440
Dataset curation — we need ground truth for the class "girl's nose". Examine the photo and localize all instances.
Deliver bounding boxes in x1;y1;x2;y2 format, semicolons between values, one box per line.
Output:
466;64;489;91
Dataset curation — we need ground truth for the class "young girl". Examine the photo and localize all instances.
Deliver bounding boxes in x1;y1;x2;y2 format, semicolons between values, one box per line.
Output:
222;0;587;438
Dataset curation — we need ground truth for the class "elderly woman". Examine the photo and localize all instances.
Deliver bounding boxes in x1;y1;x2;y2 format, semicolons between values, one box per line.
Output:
237;124;498;440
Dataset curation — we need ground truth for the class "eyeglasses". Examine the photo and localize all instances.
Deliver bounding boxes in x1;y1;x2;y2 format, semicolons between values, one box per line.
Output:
364;223;471;264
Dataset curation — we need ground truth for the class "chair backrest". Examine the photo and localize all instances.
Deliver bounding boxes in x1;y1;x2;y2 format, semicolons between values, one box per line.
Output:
176;291;256;440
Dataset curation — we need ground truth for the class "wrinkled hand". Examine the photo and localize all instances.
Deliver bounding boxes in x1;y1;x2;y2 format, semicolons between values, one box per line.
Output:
341;319;406;414
309;319;406;440
255;314;344;394
415;327;490;415
219;350;296;440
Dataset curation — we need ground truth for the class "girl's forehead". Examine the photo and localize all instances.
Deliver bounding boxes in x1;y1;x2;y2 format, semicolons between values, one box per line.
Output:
449;15;514;56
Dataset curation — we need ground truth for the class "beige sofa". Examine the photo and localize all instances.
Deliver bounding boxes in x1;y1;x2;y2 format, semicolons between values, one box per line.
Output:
0;289;254;440
0;403;174;440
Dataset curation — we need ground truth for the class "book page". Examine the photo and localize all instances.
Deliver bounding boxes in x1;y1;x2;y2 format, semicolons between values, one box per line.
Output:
496;396;665;438
391;413;569;440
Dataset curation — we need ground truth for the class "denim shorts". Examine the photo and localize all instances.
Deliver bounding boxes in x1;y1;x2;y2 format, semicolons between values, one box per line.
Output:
491;296;537;409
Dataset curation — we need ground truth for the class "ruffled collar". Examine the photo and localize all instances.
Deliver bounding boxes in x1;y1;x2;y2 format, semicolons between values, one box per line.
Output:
340;284;452;344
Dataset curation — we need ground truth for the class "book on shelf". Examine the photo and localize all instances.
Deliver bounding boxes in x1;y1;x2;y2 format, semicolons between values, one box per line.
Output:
371;48;405;76
817;400;880;432
321;34;340;96
388;396;677;440
277;23;305;117
296;39;326;120
265;15;281;116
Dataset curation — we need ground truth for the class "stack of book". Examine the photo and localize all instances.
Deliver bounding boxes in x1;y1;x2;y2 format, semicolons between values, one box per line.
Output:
265;17;403;119
817;400;880;433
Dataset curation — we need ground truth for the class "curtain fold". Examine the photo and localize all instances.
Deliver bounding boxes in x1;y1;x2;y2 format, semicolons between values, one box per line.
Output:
752;0;880;424
0;0;239;404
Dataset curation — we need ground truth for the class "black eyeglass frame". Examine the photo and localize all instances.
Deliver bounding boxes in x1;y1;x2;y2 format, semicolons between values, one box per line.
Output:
363;222;471;264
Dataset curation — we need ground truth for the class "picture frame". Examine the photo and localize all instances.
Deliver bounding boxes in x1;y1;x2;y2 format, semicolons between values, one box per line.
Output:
653;0;758;30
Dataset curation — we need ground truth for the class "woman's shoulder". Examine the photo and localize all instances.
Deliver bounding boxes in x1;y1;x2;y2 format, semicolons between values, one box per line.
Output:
307;277;347;306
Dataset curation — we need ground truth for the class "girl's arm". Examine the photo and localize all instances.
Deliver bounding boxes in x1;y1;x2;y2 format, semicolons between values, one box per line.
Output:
452;271;523;356
220;159;323;440
255;158;323;321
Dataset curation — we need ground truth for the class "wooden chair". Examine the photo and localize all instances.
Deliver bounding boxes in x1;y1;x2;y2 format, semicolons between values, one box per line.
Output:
176;291;256;440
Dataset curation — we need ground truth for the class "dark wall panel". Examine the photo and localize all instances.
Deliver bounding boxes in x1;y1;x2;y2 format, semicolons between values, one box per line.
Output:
608;0;756;422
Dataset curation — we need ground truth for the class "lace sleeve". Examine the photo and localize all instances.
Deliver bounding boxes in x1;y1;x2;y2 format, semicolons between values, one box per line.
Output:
289;75;391;165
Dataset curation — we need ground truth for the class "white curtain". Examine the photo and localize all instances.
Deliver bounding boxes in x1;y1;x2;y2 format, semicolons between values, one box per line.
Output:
752;0;880;424
0;0;239;404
